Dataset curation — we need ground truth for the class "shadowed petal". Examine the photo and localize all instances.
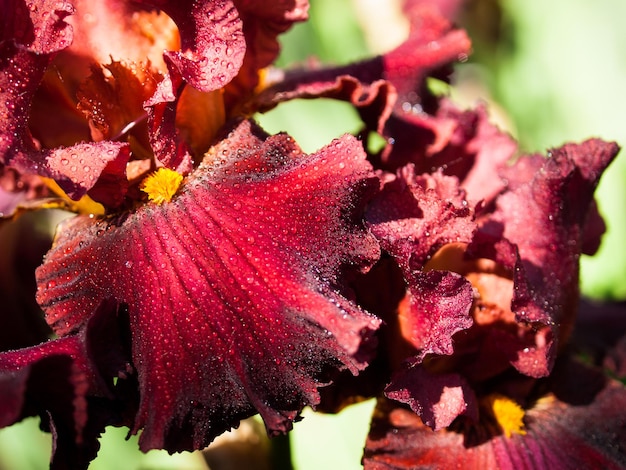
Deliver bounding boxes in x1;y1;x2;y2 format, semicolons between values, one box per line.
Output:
0;297;131;469
0;0;74;164
385;365;478;431
36;120;381;451
364;362;626;469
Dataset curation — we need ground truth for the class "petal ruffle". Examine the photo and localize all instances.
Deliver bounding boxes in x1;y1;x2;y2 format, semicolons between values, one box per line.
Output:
486;139;619;356
36;120;381;451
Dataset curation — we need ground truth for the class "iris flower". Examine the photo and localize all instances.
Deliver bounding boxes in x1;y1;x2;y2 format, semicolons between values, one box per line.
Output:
1;0;381;466
1;0;625;469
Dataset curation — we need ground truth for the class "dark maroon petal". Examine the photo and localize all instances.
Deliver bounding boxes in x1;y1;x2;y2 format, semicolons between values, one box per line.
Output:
0;210;52;350
0;298;130;469
366;167;474;366
490;140;619;350
573;298;626;379
380;99;517;182
0;0;74;165
385;365;477;430
255;72;396;137
36;120;381;451
401;269;474;357
0;337;91;467
366;167;475;271
365;369;626;469
136;0;246;93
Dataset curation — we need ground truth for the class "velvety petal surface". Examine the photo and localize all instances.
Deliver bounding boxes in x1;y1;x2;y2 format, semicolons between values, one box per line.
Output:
366;168;475;353
385;365;477;430
36;120;381;451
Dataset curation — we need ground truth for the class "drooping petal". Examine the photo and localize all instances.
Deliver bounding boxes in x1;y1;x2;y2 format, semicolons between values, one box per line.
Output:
36;119;381;451
364;361;626;469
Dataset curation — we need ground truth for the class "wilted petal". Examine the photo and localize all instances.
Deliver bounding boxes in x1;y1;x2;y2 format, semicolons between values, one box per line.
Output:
36;120;381;451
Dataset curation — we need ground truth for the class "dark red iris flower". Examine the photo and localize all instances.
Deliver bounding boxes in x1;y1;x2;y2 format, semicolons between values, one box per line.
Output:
1;0;381;466
2;0;626;468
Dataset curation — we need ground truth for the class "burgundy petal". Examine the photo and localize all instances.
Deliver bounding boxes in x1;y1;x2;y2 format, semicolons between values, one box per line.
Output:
143;75;194;173
0;337;92;468
488;140;619;351
0;210;52;350
366;168;474;361
365;365;626;469
136;0;246;93
0;297;131;469
384;1;470;102
36;120;381;451
385;365;478;430
254;1;468;148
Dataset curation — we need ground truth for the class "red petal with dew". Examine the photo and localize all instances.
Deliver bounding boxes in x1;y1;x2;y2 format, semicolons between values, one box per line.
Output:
366;167;475;355
136;0;246;93
366;167;476;271
364;362;626;469
36;120;381;451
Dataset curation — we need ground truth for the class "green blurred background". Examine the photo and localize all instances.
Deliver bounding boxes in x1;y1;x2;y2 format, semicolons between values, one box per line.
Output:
2;0;625;468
